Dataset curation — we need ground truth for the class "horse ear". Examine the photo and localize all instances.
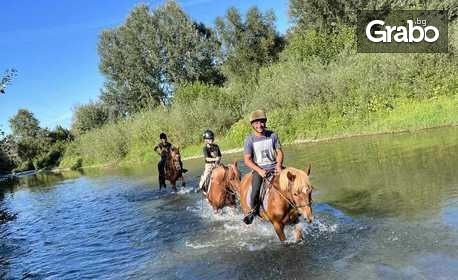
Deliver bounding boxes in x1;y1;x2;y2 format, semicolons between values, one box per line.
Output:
305;164;311;176
287;171;296;182
233;160;238;168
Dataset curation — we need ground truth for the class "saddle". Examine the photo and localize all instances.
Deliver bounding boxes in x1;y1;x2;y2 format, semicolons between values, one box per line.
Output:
248;172;275;212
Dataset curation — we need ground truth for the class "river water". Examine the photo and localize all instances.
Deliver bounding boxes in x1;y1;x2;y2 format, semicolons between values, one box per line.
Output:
1;127;457;279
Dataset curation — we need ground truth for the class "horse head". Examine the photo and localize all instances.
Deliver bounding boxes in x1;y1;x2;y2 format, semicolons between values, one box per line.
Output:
279;165;314;223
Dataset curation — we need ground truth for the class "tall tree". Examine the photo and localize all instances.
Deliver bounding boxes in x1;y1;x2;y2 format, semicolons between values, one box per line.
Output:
289;0;457;33
9;109;41;139
8;109;48;169
98;1;221;116
215;7;284;81
288;0;358;32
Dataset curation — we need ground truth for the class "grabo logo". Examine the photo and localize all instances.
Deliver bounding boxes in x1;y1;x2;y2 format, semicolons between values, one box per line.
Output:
366;19;439;43
357;10;448;53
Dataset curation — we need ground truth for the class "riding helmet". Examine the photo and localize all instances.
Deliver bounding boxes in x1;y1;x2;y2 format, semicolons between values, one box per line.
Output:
202;130;214;140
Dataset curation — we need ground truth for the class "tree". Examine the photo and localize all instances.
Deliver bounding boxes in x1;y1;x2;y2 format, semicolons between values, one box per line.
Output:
71;101;109;135
215;7;284;81
7;110;47;169
288;0;359;33
9;109;40;139
48;126;73;143
288;0;457;33
97;1;222;115
0;69;17;94
0;130;15;172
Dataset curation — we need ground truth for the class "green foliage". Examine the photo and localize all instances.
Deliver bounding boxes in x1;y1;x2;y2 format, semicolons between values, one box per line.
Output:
71;101;109;135
0;149;13;173
2;109;74;171
288;0;457;33
9;109;41;139
282;26;354;63
98;1;222;116
48;126;73;143
61;4;457;169
215;6;284;81
289;0;358;32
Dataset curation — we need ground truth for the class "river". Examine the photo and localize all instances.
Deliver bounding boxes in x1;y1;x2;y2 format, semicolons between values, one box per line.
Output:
1;127;457;279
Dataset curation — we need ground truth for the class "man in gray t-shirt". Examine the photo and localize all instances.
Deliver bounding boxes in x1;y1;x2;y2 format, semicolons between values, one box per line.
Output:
243;110;284;224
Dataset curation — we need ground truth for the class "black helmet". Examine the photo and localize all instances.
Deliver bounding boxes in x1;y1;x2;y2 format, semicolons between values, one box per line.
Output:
159;132;167;139
202;130;214;140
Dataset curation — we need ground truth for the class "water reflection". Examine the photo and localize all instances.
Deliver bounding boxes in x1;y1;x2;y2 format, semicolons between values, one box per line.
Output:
287;128;458;219
0;127;456;279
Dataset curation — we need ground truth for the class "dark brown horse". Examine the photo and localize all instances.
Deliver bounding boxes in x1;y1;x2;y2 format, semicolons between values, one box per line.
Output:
238;166;314;241
205;162;241;212
164;146;185;192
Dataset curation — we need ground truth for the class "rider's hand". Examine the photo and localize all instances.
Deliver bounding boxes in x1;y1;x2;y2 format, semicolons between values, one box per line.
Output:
258;169;267;178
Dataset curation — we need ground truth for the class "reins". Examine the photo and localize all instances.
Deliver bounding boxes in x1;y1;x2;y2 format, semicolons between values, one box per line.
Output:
264;173;312;210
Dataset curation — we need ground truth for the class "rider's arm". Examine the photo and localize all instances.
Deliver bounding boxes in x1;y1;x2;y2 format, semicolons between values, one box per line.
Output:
154;145;161;155
275;148;284;173
244;153;264;175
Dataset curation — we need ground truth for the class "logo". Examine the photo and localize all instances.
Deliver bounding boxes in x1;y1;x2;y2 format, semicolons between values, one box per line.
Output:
357;10;448;53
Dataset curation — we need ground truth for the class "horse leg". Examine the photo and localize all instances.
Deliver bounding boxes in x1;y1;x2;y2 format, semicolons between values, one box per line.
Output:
294;224;304;241
272;221;286;241
171;182;177;192
181;176;185;187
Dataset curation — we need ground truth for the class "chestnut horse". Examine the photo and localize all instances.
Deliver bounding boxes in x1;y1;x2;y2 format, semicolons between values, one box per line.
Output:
164;146;185;192
238;166;314;241
205;162;241;212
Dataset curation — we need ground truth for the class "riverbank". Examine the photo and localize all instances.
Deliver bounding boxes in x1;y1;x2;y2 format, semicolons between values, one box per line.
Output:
58;24;457;170
56;94;457;172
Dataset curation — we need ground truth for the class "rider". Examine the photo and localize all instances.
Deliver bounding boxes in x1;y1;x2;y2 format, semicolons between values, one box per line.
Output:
154;133;186;188
198;130;222;193
243;110;283;224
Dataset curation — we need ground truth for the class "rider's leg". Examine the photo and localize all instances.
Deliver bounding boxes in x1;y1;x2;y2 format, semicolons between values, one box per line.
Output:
250;172;262;213
243;171;262;224
198;163;213;192
158;158;166;188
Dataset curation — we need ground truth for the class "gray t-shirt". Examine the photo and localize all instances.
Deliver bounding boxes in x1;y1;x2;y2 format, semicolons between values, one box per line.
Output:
244;130;281;170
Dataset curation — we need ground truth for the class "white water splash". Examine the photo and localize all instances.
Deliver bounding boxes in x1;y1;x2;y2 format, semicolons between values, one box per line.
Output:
184;200;341;249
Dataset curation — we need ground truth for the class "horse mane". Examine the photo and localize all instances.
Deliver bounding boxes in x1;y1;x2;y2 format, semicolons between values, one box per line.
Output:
278;167;310;193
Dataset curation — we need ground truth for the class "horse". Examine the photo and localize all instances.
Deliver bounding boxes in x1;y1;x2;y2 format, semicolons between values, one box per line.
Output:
238;166;314;242
164;146;185;192
205;161;241;212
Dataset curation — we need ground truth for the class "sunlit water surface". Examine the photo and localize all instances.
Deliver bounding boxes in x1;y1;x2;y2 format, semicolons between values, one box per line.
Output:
1;127;457;279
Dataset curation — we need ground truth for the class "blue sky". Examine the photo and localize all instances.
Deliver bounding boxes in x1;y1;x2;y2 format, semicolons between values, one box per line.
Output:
0;0;290;134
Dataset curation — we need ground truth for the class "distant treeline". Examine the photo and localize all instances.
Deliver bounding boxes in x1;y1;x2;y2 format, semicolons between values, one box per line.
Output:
1;0;457;172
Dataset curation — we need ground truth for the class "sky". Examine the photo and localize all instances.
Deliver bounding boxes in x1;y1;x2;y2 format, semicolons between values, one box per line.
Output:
0;0;290;134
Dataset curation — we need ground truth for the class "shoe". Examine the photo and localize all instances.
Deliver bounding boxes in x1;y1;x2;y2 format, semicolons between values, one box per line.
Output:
182;168;188;173
243;210;256;225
